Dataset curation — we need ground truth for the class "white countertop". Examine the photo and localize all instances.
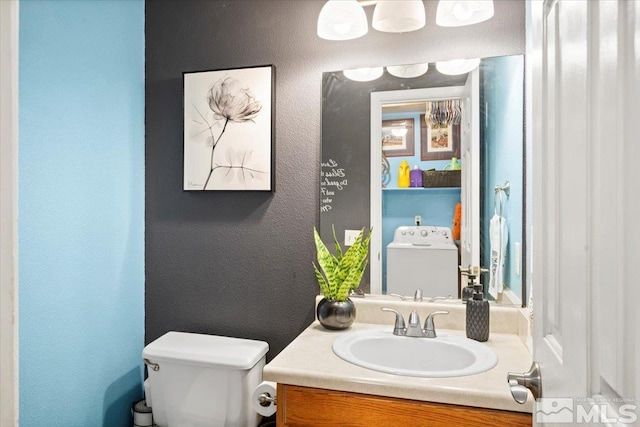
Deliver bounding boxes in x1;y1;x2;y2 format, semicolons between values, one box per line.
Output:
264;320;533;413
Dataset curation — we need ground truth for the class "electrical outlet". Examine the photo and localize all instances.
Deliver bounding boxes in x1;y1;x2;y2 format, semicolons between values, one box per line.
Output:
515;242;521;276
415;215;422;225
344;230;361;246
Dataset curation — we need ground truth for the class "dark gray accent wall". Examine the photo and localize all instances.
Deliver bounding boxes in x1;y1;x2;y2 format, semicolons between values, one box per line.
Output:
145;0;526;360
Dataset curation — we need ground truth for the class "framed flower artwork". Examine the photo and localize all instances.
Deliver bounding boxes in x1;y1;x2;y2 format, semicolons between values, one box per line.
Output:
183;65;275;191
419;114;460;161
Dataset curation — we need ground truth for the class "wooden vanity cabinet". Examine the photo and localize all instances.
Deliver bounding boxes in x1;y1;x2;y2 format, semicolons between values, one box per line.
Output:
276;384;532;427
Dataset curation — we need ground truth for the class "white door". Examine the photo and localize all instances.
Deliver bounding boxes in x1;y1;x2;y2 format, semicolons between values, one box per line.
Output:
0;0;19;424
529;0;639;425
459;68;480;272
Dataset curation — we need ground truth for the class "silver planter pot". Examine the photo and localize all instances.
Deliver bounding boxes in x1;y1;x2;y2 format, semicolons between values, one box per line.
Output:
317;298;356;330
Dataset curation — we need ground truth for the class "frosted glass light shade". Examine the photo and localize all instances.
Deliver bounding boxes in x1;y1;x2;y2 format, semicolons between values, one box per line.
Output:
372;0;426;33
391;127;409;137
436;58;480;75
387;63;429;78
436;0;494;27
343;67;384;82
317;0;368;41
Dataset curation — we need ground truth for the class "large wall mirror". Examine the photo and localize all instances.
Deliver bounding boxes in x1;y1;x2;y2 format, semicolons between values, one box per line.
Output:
320;55;527;307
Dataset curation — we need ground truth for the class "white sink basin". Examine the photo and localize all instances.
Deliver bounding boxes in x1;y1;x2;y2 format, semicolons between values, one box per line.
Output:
332;328;498;378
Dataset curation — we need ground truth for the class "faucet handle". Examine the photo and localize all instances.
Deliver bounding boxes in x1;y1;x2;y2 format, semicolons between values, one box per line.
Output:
413;289;423;301
389;293;407;301
423;310;449;338
428;295;454;303
381;307;406;336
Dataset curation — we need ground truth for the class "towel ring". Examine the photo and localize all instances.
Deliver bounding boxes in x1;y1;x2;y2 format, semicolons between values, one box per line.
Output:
494;181;510;197
494;181;510;217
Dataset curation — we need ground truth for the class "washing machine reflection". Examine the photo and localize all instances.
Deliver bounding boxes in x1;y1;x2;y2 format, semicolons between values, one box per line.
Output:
386;225;458;297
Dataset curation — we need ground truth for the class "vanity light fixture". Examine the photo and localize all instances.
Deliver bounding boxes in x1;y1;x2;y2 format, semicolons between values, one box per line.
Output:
372;0;426;33
386;62;429;78
435;58;480;75
343;67;384;82
436;0;494;27
317;0;368;41
318;0;494;41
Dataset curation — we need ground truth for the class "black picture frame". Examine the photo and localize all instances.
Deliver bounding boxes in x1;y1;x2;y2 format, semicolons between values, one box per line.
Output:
419;114;460;161
183;64;275;191
381;118;415;157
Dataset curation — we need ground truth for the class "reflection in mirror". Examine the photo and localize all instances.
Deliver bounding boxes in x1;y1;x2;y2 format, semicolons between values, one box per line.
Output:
320;55;526;307
374;91;467;299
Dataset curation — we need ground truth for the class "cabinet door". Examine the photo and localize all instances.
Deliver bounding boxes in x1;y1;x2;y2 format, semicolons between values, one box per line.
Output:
276;384;531;427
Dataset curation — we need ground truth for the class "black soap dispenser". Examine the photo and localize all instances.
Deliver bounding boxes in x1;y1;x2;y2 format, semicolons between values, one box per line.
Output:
466;280;490;342
461;274;475;302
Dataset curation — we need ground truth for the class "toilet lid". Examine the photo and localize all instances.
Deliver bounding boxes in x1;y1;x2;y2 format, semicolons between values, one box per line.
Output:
143;331;269;369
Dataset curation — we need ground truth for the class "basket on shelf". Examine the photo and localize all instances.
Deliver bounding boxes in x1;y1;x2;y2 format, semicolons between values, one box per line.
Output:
422;169;461;188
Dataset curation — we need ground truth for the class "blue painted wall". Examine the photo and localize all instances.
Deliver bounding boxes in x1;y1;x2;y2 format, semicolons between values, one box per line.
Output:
19;1;145;426
481;55;524;302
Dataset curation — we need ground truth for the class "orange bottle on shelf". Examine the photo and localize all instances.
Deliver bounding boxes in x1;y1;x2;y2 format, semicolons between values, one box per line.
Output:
452;202;461;241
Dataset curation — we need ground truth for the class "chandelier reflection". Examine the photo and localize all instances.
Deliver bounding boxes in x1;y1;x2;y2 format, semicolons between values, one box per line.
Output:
425;99;462;128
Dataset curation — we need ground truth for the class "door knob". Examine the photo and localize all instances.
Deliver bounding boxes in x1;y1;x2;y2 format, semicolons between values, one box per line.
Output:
507;362;541;404
508;380;530;404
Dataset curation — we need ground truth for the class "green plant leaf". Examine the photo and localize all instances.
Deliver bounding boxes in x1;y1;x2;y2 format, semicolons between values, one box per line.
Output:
313;227;338;297
313;263;330;297
343;252;369;290
333;229;364;288
335;282;351;302
313;226;371;301
352;228;372;266
332;225;343;261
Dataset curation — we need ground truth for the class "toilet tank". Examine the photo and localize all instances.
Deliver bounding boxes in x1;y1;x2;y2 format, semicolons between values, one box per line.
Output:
143;331;269;427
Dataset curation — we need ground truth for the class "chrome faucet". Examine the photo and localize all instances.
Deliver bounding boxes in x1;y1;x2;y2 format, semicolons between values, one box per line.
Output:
381;308;449;338
389;289;427;302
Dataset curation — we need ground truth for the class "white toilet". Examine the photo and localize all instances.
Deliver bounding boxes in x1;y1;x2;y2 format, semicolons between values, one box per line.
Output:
142;331;269;427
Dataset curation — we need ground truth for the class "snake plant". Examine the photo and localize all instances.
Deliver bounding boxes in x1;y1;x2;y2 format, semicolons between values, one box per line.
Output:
313;226;371;302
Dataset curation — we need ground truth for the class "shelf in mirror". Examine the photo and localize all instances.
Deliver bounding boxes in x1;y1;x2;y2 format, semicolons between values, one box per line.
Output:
382;187;460;191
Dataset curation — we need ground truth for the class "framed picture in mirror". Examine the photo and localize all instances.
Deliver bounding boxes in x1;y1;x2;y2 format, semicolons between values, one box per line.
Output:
420;115;460;161
381;119;415;157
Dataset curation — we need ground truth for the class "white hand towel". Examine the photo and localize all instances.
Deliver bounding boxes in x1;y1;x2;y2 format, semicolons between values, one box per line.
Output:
488;213;508;299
